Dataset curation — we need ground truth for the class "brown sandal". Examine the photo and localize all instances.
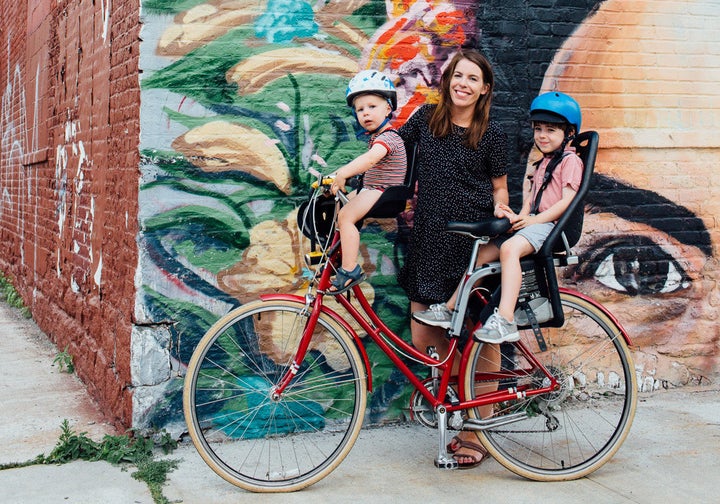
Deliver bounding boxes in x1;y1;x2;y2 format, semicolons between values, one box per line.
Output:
446;435;463;453
452;440;489;469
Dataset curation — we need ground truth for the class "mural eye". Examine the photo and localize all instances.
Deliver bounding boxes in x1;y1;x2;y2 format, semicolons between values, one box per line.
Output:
578;236;690;296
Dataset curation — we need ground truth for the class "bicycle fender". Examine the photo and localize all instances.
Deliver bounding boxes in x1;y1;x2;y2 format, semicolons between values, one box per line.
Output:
559;288;634;346
259;293;373;391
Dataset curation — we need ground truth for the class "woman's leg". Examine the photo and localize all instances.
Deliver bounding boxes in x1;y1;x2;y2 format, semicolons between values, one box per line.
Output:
414;294;496;467
445;243;500;311
449;342;500;467
410;300;451;357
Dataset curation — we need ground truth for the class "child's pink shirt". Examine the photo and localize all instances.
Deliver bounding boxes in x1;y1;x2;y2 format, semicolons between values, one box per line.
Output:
531;146;584;217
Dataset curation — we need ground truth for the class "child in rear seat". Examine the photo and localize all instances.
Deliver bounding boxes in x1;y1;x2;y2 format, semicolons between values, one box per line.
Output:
413;91;584;342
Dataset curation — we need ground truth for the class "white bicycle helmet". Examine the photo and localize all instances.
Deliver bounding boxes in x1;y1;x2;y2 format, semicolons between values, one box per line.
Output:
345;70;397;111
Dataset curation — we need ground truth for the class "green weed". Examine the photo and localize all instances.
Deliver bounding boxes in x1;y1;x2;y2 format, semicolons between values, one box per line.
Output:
53;345;75;374
0;420;180;504
0;272;31;317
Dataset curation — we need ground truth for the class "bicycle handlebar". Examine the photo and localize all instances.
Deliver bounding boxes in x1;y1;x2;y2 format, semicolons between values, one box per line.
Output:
311;176;336;189
336;190;349;205
310;175;349;205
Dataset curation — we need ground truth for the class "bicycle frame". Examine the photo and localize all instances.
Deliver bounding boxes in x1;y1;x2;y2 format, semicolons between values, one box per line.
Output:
269;229;565;419
184;131;638;488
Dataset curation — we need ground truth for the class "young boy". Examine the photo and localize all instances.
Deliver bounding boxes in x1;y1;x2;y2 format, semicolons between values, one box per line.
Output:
328;70;407;294
413;91;584;343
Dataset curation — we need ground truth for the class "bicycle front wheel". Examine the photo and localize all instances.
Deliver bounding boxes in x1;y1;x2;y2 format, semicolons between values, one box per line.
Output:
462;291;637;481
183;299;367;492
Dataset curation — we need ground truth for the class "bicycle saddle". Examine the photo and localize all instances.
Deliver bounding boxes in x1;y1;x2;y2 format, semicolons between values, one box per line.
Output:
446;217;511;238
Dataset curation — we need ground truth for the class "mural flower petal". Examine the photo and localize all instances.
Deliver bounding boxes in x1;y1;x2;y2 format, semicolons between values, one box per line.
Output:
217;217;302;301
314;0;372;48
172;120;291;194
158;0;267;56
226;47;358;95
217;210;375;307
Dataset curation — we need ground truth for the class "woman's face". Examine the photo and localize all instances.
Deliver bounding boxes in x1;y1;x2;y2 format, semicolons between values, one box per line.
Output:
448;58;489;111
541;0;720;383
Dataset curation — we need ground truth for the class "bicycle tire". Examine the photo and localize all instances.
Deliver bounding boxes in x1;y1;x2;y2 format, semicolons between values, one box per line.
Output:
183;299;367;492
462;291;637;481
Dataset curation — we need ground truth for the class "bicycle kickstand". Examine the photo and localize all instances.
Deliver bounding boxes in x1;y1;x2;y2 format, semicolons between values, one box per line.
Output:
434;406;458;469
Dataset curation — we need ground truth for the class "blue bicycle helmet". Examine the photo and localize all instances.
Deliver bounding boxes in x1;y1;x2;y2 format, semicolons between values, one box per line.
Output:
346;70;397;111
530;92;582;134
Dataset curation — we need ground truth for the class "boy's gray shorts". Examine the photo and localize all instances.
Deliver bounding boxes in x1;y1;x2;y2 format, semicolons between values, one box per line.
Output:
494;222;556;253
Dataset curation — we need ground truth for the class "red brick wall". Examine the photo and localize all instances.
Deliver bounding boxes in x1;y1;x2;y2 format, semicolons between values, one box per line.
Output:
0;0;140;428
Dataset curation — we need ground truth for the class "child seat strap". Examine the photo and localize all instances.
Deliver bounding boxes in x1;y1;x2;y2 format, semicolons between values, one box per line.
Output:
530;151;572;215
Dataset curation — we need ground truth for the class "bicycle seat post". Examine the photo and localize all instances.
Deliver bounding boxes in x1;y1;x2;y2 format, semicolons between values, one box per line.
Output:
466;238;484;275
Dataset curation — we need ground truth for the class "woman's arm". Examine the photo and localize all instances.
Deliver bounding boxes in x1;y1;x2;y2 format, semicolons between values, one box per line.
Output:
397;104;429;143
491;174;510;218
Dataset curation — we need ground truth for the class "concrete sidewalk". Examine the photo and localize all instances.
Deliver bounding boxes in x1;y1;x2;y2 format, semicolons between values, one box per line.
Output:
1;300;719;503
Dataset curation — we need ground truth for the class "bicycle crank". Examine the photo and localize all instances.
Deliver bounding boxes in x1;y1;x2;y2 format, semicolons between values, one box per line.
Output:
409;378;438;428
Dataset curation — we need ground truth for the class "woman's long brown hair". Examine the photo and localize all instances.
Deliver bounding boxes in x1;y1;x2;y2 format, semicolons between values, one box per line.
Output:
428;49;495;149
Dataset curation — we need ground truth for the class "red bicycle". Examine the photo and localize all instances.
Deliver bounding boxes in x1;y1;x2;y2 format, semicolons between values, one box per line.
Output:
183;131;637;492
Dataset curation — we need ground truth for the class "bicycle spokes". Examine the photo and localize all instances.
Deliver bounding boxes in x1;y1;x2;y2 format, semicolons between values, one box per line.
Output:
184;300;367;492
464;292;636;480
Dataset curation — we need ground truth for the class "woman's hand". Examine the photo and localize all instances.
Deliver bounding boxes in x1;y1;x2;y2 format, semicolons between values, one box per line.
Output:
510;213;537;231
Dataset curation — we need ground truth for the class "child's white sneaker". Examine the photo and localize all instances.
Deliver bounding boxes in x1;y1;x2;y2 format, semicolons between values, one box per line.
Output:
474;309;520;343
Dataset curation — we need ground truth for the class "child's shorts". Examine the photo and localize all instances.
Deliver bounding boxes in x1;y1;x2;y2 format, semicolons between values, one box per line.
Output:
494;222;555;253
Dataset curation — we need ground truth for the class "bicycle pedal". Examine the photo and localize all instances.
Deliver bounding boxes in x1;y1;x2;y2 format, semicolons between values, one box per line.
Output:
304;251;323;266
434;457;458;470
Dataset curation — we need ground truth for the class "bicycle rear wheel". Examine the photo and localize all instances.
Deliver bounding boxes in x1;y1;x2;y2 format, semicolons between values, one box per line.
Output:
462;291;637;481
183;299;367;492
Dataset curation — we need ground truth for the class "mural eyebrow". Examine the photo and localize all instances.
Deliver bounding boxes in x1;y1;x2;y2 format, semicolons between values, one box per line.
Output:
586;174;712;257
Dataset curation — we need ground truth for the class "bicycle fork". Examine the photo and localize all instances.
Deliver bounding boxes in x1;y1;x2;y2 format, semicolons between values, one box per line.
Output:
271;296;321;397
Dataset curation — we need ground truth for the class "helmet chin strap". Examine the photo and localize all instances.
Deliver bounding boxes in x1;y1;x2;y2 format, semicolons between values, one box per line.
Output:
355;116;391;139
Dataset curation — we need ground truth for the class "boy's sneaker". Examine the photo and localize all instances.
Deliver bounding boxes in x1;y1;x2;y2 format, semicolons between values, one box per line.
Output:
412;303;453;329
474;309;520;343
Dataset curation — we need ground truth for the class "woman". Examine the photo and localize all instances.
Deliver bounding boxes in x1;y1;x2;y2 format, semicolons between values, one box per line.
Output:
398;48;509;468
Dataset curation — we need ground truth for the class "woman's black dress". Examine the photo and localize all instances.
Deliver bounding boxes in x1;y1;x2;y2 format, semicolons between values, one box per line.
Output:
398;105;508;305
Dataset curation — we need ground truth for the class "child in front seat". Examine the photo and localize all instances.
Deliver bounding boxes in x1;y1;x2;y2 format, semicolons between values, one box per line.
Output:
413;92;584;343
328;70;407;294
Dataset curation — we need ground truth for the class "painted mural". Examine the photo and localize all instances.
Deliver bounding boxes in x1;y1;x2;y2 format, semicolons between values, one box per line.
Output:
541;0;720;387
136;0;720;430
